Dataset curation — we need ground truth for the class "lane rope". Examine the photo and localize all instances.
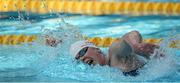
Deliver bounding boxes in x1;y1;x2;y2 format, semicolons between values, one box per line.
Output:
0;35;179;48
0;0;180;16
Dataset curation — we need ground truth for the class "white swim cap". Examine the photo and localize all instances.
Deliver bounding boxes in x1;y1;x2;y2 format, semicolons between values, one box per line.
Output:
70;40;97;58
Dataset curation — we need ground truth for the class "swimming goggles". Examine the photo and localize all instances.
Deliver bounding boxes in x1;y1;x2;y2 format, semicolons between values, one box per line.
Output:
75;47;88;60
75;47;94;65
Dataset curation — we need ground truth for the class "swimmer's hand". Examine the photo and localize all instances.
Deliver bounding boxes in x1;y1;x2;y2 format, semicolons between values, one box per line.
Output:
136;43;166;59
45;37;62;47
135;43;163;59
150;48;166;59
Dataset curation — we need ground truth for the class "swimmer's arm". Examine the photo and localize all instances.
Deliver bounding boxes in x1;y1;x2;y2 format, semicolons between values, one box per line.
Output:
45;37;62;47
110;39;134;60
109;39;147;72
109;40;133;70
135;43;167;60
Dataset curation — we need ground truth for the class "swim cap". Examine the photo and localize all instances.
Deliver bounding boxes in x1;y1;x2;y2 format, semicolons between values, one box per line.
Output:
70;40;97;58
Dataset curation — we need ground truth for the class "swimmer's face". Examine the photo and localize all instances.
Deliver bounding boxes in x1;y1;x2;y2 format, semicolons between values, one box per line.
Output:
76;47;106;66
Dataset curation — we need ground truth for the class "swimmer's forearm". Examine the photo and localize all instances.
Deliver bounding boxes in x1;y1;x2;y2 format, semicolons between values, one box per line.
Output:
45;38;62;47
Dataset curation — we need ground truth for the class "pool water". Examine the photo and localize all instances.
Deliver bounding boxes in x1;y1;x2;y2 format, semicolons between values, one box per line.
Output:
0;14;180;82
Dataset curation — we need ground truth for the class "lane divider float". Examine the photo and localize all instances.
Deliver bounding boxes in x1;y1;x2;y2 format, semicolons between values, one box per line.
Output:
0;35;179;48
0;0;180;16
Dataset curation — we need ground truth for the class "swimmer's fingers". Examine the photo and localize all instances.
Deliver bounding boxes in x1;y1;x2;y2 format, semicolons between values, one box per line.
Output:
150;49;166;59
45;38;62;47
135;43;159;58
143;43;159;54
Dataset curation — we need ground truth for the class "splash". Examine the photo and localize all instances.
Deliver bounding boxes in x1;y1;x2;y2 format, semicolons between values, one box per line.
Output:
42;32;180;82
131;33;180;81
0;19;83;78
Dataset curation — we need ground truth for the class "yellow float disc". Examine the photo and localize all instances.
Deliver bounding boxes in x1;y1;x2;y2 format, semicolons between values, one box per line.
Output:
0;35;179;49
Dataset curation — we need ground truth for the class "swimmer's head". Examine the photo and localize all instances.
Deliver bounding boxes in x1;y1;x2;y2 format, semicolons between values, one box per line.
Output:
70;40;107;66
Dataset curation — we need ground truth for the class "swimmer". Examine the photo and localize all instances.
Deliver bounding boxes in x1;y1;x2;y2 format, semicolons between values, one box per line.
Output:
69;30;164;76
